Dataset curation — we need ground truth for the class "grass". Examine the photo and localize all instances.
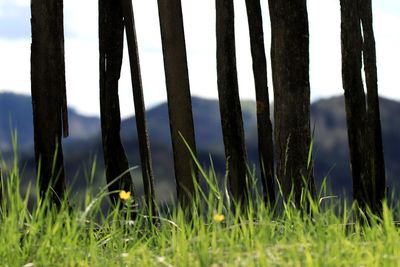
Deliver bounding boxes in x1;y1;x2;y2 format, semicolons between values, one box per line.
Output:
1;155;400;266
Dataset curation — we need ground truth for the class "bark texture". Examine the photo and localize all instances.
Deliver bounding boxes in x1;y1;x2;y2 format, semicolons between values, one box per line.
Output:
340;0;385;213
31;0;68;204
360;0;386;212
99;0;135;205
340;0;370;210
157;0;198;208
268;0;316;205
122;0;157;217
216;0;249;203
245;0;275;205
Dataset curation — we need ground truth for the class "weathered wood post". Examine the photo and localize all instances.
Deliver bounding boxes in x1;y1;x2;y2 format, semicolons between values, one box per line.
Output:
99;0;136;205
245;0;275;205
340;0;385;213
31;0;69;204
268;0;316;206
340;0;370;211
157;0;198;209
216;0;249;204
122;0;158;218
360;0;386;213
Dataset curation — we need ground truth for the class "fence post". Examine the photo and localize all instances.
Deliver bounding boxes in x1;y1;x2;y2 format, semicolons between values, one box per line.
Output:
122;0;158;219
216;0;249;204
245;0;275;205
157;0;198;209
31;0;68;205
360;0;386;214
268;0;316;206
340;0;386;214
99;0;136;206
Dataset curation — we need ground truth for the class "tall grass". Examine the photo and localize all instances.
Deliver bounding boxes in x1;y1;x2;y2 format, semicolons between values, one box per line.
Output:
0;153;400;266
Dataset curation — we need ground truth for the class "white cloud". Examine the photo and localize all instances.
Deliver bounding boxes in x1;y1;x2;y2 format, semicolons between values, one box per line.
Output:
0;38;30;94
9;0;28;7
64;0;98;40
64;38;99;116
374;11;400;99
0;0;29;10
308;0;342;100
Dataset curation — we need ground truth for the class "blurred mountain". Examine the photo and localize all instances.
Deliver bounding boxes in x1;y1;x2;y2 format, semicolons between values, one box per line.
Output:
0;92;399;202
0;92;100;152
311;96;400;198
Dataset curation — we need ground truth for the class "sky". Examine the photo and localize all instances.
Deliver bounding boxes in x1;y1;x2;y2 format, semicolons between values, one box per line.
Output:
0;0;399;118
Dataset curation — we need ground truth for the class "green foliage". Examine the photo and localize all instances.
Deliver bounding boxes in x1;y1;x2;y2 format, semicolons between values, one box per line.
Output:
1;157;400;266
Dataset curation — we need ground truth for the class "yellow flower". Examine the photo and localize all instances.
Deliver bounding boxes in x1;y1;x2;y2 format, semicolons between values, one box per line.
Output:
119;190;131;201
213;213;225;223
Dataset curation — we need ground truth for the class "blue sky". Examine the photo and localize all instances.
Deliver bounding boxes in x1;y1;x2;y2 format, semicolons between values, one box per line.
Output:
0;0;399;118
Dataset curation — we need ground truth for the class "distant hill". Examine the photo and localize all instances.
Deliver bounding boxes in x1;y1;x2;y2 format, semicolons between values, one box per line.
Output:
0;92;399;202
0;92;100;152
311;96;400;197
120;96;400;201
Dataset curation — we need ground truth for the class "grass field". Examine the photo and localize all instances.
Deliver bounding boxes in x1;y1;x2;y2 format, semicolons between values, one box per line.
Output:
1;157;400;267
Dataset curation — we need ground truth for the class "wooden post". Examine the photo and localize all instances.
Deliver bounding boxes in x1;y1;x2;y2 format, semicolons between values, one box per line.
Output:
122;0;158;218
359;0;386;213
340;0;386;213
245;0;275;205
268;0;316;206
99;0;135;206
216;0;249;204
31;0;68;205
157;0;198;209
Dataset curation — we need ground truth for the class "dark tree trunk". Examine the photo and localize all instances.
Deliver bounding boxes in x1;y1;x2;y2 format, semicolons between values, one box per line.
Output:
216;0;249;204
359;0;386;213
157;0;198;208
122;0;158;218
245;0;275;205
268;0;316;206
340;0;370;209
31;0;69;204
99;0;135;205
340;0;385;213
